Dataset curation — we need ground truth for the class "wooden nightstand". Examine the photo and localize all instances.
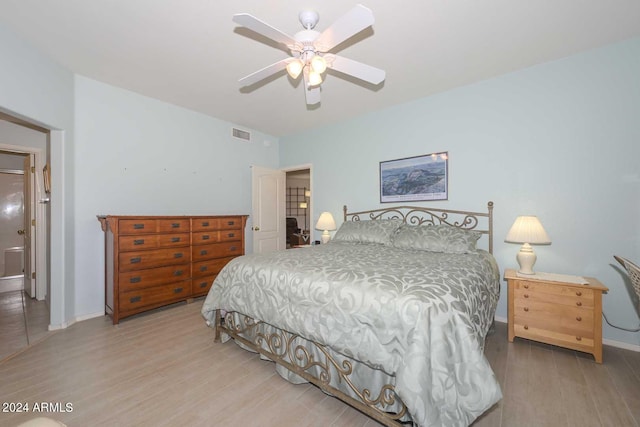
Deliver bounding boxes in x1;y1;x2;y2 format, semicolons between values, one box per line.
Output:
505;268;608;363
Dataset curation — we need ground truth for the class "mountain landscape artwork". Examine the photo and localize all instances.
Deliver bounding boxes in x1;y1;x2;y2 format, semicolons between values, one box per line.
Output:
380;152;448;202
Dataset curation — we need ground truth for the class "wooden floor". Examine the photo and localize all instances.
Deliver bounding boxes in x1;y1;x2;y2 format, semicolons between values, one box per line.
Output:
0;279;51;362
1;300;639;427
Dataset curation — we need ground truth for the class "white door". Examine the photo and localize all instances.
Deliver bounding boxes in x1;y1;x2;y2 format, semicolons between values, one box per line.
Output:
251;165;285;253
22;155;35;297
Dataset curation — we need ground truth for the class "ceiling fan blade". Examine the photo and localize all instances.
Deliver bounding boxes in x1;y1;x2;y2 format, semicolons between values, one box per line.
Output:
329;55;385;85
238;58;293;87
314;4;374;52
233;13;298;49
303;70;321;105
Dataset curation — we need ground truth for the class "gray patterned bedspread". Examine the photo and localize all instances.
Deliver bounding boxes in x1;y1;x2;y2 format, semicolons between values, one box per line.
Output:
201;241;502;426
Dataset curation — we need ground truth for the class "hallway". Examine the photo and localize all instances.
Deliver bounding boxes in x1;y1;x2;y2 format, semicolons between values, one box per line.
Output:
0;276;50;361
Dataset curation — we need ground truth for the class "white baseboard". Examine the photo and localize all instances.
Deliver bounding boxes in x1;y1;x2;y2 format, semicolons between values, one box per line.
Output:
48;311;105;331
493;316;640;352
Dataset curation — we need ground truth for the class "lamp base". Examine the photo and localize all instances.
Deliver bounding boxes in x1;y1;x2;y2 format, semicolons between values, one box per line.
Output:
516;243;537;275
321;231;331;244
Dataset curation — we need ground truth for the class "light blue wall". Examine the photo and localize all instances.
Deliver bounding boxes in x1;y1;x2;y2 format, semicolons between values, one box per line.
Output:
74;76;279;316
280;37;640;347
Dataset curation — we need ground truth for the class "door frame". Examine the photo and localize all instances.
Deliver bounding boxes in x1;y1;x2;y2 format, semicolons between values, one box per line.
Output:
283;163;313;243
0;142;48;301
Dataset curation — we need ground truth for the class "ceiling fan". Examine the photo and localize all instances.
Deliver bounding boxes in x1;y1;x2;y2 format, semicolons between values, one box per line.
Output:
232;4;385;105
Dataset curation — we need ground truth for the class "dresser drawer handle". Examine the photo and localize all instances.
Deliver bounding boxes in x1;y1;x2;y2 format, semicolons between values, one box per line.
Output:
173;287;183;294
228;233;235;238
130;257;141;264
202;221;209;227
523;307;529;312
199;282;207;288
227;221;235;226
129;296;141;303
174;253;183;258
202;235;210;240
133;223;145;230
133;239;145;245
171;223;180;228
129;277;141;284
576;291;582;297
576;316;582;321
200;250;208;256
200;266;208;272
576;336;582;341
523;284;529;289
576;301;582;307
229;246;237;251
171;237;181;243
524;294;529;299
524;325;529;330
174;270;183;276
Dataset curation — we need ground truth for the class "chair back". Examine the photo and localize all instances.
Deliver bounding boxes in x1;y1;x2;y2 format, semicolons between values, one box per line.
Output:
615;255;640;301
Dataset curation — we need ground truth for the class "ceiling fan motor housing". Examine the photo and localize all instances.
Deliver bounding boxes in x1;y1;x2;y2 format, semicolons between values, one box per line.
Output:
298;10;319;29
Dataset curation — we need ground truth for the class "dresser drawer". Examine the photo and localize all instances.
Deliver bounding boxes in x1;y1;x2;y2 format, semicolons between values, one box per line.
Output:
192;242;242;262
192;256;236;278
119;233;189;252
514;281;594;308
119;265;191;292
192;274;218;296
119;219;157;234
513;324;595;354
192;230;242;245
119;247;191;272
192;217;243;232
119;280;191;313
157;219;190;233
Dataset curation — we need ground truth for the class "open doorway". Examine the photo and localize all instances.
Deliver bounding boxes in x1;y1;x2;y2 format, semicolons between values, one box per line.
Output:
285;168;312;249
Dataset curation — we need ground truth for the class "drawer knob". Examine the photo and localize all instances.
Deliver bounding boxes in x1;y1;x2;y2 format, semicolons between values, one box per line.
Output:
576;336;582;341
576;316;582;321
228;233;235;238
133;223;144;229
576;291;582;296
230;246;237;251
129;296;141;303
200;250;208;256
174;253;183;258
174;270;183;276
524;284;529;289
171;237;181;243
524;294;529;299
130;257;141;264
199;282;207;288
129;277;141;284
202;221;209;227
523;307;529;312
133;239;144;245
228;221;235;226
172;223;180;228
576;301;582;307
202;235;210;240
174;287;183;294
524;325;529;330
200;266;208;272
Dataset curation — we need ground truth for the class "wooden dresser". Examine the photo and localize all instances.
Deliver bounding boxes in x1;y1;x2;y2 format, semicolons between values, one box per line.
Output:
505;268;608;363
98;215;248;324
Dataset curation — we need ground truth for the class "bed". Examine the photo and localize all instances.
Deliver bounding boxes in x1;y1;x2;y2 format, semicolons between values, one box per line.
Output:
201;202;502;427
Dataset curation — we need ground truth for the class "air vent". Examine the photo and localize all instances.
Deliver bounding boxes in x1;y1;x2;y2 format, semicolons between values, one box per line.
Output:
232;128;251;141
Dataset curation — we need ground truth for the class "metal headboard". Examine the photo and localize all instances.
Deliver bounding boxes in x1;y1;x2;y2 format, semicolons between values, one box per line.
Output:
343;201;494;254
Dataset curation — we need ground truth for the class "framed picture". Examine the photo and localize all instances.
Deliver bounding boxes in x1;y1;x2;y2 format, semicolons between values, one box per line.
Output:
380;152;448;203
43;164;51;193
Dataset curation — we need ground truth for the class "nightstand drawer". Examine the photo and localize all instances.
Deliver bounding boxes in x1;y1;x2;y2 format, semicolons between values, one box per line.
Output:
513;324;595;353
514;281;594;308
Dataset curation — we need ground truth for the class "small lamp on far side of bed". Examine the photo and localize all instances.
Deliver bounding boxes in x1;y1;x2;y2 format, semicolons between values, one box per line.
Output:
315;212;337;244
505;215;551;275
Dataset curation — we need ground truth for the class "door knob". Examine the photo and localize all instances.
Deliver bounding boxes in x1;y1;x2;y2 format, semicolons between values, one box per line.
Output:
253;226;260;231
17;229;25;235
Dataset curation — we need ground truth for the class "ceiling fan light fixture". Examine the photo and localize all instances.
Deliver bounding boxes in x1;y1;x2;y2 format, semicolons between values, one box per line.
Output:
286;59;304;79
310;55;327;74
308;70;323;86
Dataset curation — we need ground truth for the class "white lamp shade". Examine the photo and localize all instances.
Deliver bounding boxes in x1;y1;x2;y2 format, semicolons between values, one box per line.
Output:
308;70;323;86
310;55;327;74
286;59;304;79
505;216;551;245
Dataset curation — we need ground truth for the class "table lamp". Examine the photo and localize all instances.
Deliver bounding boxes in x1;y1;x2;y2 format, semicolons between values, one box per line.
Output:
315;212;336;244
505;215;551;275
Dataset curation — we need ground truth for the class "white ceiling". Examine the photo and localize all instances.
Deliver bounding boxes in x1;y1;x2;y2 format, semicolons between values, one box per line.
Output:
1;1;639;137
